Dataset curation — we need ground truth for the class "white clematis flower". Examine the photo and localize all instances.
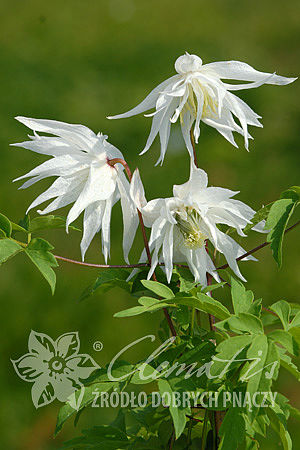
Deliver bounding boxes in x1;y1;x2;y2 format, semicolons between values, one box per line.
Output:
108;53;296;164
12;117;138;262
130;162;266;285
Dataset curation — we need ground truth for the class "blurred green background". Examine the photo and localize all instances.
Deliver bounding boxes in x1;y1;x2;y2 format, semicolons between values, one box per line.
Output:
0;0;299;448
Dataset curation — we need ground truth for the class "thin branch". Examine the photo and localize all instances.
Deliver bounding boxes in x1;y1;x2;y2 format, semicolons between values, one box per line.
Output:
108;157;177;337
216;219;300;271
53;219;300;270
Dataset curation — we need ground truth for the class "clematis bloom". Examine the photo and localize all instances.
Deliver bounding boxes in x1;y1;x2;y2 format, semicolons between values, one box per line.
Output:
130;162;266;285
108;53;296;164
12;117;138;262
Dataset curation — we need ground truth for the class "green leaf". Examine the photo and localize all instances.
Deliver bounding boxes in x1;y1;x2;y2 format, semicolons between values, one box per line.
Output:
219;406;246;450
173;267;196;292
230;276;254;314
11;221;28;233
0;239;23;264
266;198;297;267
210;335;253;378
216;313;263;335
165;292;230;320
131;363;160;384
79;269;131;301
18;214;30;231
29;215;80;233
289;310;300;329
0;213;12;237
268;330;298;356
114;300;170;318
279;352;300;380
158;379;189;439
280;185;300;201
244;202;273;234
267;403;292;450
270;300;291;331
55;382;118;436
141;280;175;298
241;337;279;405
25;238;58;294
202;282;226;294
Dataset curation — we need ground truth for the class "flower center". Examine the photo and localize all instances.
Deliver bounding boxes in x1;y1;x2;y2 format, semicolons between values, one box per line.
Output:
48;356;66;374
180;83;218;124
175;208;207;249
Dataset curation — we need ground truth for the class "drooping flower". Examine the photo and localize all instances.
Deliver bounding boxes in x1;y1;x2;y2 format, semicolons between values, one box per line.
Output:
108;53;296;164
12;117;138;262
130;162;266;285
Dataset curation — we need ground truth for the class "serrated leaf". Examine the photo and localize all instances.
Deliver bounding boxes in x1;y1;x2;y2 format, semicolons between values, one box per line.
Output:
268;330;298;356
266;198;297;267
288;310;300;329
79;269;131;301
0;213;12;237
280;352;300;380
270;300;291;331
210;335;253;378
230;276;254;314
61;425;129;449
141;280;175;298
29;215;80;233
158;379;189;439
0;239;23;264
25;238;58;294
216;313;263;335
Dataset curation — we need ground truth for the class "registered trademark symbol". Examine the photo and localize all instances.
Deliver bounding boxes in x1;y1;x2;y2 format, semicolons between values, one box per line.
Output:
93;341;103;352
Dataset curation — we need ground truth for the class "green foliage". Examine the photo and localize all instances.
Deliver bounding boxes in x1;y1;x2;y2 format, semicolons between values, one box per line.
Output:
265;186;300;267
80;269;131;301
28;215;81;233
0;239;23;264
25;238;58;294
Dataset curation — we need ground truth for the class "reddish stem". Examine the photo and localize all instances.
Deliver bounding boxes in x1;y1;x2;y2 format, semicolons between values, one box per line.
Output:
108;158;177;336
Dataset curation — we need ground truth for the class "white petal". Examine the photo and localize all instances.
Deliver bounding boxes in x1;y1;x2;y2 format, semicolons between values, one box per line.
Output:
14;155;85;182
173;160;208;199
162;224;174;283
26;177;80;212
107;75;180;119
130;169;147;210
66;164;117;227
101;192;119;262
202;61;297;85
117;170;139;263
80;201;105;260
214;230;248;281
11;137;80;157
15;116;97;149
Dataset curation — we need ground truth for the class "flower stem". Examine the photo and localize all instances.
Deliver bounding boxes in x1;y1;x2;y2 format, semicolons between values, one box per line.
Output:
108;157;177;337
52;219;299;270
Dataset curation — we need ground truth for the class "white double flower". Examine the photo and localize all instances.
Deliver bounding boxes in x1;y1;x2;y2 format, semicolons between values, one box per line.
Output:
109;52;296;164
12;117;138;262
130;162;266;285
